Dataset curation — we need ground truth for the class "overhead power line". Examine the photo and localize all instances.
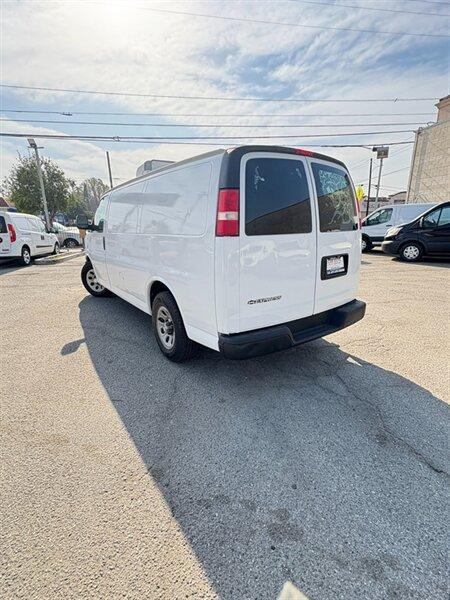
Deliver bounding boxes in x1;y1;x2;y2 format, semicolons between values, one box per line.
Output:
0;118;428;128
0;128;416;140
294;0;450;17
119;5;450;37
0;84;438;103
0;132;415;147
412;0;450;6
0;109;437;118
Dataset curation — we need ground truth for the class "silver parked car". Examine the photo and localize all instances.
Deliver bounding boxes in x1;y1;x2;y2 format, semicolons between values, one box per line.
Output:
52;222;82;248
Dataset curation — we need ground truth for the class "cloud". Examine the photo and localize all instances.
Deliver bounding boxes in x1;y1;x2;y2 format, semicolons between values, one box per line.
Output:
1;0;447;196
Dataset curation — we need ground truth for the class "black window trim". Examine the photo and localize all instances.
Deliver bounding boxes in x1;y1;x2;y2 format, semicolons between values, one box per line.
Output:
310;159;358;234
243;153;313;237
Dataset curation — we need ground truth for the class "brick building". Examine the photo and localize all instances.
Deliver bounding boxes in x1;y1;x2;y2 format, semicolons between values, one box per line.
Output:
406;95;450;204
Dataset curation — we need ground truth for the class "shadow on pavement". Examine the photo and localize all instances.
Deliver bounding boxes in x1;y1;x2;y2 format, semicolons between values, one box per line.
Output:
77;294;449;600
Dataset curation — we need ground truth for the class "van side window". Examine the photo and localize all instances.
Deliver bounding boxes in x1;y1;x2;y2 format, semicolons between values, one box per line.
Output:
422;208;441;229
0;216;7;234
438;206;450;227
245;158;312;236
366;208;393;226
94;196;109;232
312;163;358;232
33;219;46;232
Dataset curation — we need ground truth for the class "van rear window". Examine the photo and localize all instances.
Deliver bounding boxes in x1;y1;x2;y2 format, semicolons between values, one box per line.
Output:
0;216;6;234
312;163;358;233
245;158;312;236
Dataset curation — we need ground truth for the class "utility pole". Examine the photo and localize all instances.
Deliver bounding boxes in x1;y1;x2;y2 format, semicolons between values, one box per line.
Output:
374;157;384;203
366;158;373;217
372;146;389;207
106;151;113;188
28;138;51;230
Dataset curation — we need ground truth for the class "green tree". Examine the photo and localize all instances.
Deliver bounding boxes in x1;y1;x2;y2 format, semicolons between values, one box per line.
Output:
4;155;70;221
66;180;93;221
84;178;110;213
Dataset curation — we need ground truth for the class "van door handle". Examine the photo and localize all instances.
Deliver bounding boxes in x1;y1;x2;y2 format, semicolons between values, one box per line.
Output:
102;236;105;250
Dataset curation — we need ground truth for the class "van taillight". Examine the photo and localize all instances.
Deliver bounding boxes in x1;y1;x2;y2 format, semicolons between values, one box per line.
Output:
8;224;16;243
216;189;239;237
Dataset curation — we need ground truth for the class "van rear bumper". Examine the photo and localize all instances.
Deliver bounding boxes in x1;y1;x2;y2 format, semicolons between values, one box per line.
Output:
218;299;366;359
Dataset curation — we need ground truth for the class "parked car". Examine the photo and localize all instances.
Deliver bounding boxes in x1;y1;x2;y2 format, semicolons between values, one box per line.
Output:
51;222;82;248
0;212;59;265
78;145;366;362
382;201;450;262
361;203;436;252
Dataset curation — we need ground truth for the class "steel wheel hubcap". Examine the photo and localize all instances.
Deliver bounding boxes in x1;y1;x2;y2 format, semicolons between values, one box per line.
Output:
403;245;419;260
361;239;367;250
86;268;104;293
156;306;175;349
23;251;30;263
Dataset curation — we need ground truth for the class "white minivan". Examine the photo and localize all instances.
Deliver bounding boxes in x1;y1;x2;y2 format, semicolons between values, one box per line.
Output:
0;211;59;265
78;146;366;361
361;203;436;252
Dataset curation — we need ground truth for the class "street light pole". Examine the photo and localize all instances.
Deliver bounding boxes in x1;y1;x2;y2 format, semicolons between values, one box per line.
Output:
28;138;51;231
106;151;113;188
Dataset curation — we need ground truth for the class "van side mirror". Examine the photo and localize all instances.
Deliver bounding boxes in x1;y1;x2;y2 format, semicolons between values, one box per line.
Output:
76;214;89;229
76;215;97;231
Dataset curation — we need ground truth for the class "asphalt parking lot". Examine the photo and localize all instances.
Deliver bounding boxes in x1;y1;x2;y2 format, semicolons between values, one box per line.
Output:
1;250;449;600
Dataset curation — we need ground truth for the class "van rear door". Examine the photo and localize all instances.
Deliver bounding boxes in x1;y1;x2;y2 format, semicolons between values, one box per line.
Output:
0;214;11;256
309;159;360;314
238;152;317;332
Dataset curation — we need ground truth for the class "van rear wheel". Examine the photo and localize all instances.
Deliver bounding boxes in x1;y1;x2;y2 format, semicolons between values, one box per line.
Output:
81;262;112;297
20;246;32;266
152;291;198;362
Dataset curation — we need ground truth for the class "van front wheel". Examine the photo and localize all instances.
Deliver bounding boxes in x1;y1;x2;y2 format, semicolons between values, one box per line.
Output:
152;291;198;362
361;236;372;252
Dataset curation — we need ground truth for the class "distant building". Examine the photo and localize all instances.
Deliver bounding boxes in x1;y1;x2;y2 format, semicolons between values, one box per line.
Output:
388;191;407;204
360;191;406;215
407;95;450;204
0;196;11;208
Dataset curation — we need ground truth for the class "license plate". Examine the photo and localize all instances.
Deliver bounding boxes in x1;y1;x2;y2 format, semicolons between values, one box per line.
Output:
326;255;345;275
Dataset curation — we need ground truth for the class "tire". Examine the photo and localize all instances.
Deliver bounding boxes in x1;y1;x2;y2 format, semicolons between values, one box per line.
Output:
152;291;198;362
20;246;32;266
65;238;78;248
53;242;60;255
399;242;423;262
361;236;372;252
81;261;112;297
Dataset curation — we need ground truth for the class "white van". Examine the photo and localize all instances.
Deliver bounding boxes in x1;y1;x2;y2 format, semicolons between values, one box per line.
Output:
79;146;366;361
0;211;59;265
361;203;436;252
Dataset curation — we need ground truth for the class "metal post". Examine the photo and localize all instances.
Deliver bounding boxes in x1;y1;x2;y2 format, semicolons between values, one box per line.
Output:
366;158;373;216
106;151;113;188
374;157;384;204
32;145;51;230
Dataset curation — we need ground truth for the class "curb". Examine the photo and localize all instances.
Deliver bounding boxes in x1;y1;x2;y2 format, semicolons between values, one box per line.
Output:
36;250;84;265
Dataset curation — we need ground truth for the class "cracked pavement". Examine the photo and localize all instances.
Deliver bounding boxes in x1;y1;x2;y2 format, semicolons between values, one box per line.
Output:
1;251;449;599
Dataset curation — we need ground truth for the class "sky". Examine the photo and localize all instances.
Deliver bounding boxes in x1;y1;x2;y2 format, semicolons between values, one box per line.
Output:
1;0;449;197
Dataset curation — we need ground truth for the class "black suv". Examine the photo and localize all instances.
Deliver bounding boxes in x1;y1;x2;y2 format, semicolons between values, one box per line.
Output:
382;202;450;262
